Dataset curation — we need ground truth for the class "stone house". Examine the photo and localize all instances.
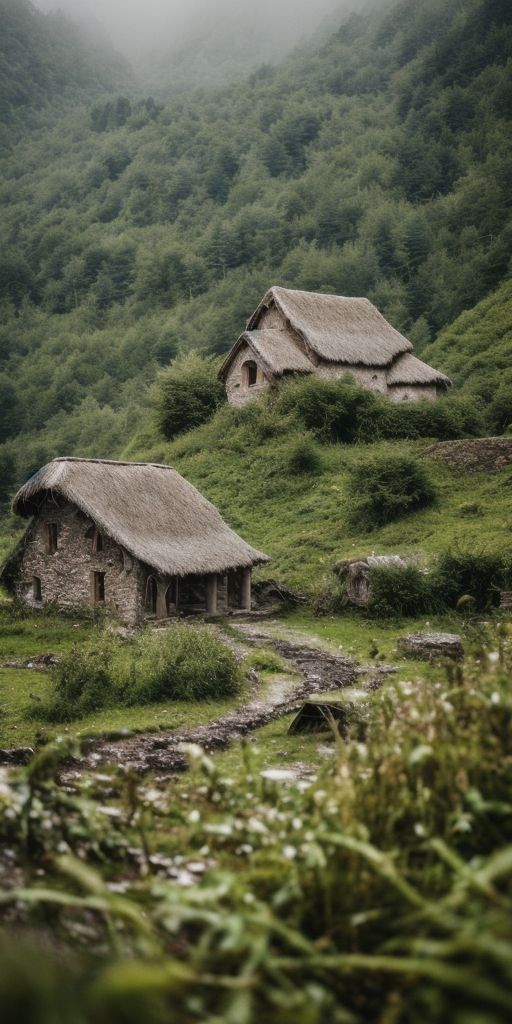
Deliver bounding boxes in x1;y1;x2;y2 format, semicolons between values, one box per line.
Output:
219;286;451;405
1;457;269;625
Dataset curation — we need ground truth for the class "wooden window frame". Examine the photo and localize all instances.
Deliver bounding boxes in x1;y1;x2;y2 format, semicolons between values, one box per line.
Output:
91;570;105;604
45;522;58;554
246;361;258;387
92;528;103;553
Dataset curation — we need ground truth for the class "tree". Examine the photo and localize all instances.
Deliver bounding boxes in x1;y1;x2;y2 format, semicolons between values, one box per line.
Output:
153;352;225;440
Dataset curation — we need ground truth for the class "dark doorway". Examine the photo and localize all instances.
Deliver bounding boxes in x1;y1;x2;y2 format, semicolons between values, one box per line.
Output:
145;575;158;615
165;578;177;615
32;576;42;602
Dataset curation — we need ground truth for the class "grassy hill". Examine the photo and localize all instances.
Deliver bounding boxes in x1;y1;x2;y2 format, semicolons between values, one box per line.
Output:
124;391;512;596
422;277;512;413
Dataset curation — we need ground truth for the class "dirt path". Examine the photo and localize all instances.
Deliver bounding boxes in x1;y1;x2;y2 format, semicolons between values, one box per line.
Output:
63;624;394;779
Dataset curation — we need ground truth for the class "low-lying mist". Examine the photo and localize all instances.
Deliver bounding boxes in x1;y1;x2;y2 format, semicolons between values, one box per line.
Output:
33;0;375;60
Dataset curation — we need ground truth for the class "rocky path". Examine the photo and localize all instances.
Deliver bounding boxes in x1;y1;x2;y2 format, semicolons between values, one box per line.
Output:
62;624;393;779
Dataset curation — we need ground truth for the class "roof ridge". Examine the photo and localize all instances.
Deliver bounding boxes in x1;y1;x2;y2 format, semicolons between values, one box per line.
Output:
52;457;176;470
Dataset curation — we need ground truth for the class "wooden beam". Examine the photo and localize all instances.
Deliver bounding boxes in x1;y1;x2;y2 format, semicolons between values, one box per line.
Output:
241;568;251;611
206;574;217;615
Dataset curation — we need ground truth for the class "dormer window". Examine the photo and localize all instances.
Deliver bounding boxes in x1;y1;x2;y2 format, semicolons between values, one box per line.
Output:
45;523;58;554
244;361;258;387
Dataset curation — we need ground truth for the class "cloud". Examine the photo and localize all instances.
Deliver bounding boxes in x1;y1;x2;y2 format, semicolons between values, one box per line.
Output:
33;0;347;57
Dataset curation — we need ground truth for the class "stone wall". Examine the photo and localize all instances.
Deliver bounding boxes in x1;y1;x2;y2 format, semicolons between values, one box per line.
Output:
15;498;146;624
423;437;512;473
315;361;389;393
225;341;271;406
388;383;437;402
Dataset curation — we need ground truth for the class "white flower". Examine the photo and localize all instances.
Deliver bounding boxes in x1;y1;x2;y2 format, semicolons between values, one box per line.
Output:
491;691;501;705
187;809;200;823
283;845;296;860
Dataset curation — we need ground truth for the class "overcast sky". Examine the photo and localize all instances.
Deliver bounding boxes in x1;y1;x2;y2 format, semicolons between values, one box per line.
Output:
33;0;357;58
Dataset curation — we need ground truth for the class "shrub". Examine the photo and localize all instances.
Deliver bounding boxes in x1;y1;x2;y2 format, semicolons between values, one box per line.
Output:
310;574;345;616
275;376;485;445
282;434;323;475
347;452;436;530
433;550;507;610
153;351;225;440
368;564;441;617
275;374;380;443
37;624;242;721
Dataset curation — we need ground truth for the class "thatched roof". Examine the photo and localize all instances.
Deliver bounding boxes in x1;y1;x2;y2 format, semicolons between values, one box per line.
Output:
387;352;452;388
247;286;414;366
220;329;313;379
11;458;269;577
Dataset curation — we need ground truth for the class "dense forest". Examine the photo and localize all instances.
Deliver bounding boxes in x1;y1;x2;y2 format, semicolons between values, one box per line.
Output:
0;0;511;508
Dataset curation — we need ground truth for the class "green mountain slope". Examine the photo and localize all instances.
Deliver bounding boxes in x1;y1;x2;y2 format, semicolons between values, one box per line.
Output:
422;278;512;409
0;0;511;506
0;0;132;140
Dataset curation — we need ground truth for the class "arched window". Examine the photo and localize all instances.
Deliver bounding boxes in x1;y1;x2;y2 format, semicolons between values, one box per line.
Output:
145;575;158;615
92;529;103;553
243;360;258;388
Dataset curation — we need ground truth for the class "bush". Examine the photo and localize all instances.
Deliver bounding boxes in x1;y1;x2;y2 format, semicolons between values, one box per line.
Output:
276;374;379;443
154;351;225;440
434;550;507;610
282;434;323;475
368;564;441;617
38;624;242;721
347;452;436;530
275;376;485;445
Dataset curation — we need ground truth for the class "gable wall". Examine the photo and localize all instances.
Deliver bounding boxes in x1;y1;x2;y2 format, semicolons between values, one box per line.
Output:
15;498;146;624
225;341;271;406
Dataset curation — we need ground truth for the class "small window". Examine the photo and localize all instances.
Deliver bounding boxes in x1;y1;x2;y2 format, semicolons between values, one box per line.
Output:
45;523;58;554
247;362;257;387
32;576;42;602
92;529;103;553
91;571;105;604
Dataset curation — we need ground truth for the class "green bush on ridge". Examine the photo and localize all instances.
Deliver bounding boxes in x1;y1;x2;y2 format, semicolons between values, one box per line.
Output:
368;550;512;617
346;451;437;530
153;351;225;441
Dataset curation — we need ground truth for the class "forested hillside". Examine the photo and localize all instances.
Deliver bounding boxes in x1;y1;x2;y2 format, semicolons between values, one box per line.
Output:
1;0;511;508
0;0;132;141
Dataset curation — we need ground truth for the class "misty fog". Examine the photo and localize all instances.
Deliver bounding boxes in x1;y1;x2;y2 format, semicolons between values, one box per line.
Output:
33;0;371;60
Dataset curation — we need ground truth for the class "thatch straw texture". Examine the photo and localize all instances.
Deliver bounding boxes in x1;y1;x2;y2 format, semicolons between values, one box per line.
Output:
13;458;269;577
386;352;452;387
247;287;414;366
242;329;313;375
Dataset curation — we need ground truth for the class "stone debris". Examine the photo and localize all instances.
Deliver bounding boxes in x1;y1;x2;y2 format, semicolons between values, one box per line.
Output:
423;437;512;473
0;746;35;765
334;555;407;608
398;631;464;662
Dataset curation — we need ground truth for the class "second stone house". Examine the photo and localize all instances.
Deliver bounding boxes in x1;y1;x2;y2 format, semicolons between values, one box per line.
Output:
219;286;452;405
1;457;269;624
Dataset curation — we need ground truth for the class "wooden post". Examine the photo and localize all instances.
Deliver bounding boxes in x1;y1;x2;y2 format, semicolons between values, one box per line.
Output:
156;581;167;619
241;568;251;611
206;574;218;616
